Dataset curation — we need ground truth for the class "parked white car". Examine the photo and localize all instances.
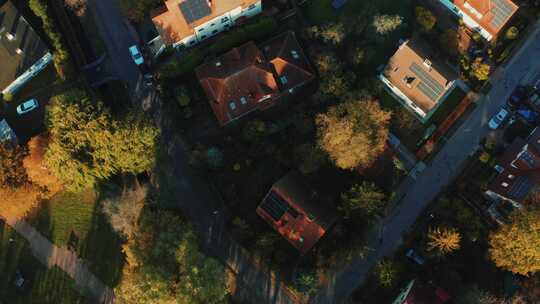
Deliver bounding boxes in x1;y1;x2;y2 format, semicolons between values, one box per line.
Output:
129;45;144;66
488;108;509;130
16;99;39;115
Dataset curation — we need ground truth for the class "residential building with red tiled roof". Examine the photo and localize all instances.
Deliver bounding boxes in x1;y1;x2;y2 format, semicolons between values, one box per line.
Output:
379;38;458;123
151;0;262;49
486;127;540;206
438;0;519;41
256;172;337;256
195;31;315;126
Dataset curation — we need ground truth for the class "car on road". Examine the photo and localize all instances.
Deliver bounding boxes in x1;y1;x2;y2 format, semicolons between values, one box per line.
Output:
507;86;527;108
129;45;144;66
488;108;510;129
406;249;425;265
16;99;39;115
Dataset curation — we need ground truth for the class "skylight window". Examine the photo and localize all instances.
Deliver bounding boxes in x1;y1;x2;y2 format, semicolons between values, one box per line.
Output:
240;97;247;105
229;101;236;110
280;75;288;85
291;50;300;59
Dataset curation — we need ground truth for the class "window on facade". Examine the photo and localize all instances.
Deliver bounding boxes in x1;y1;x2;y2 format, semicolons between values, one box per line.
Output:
224;24;230;28
211;23;215;26
198;28;204;32
249;4;256;10
190;40;196;45
221;17;229;23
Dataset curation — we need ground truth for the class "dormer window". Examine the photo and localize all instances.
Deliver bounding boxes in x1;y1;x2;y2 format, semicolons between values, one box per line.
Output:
240;97;247;105
508;174;515;179
291;50;300;59
5;32;15;41
229;101;236;110
280;75;288;85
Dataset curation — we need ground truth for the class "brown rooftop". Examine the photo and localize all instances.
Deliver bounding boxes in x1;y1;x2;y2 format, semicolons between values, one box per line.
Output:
453;0;518;39
196;31;315;126
256;172;336;255
151;0;260;45
383;38;457;115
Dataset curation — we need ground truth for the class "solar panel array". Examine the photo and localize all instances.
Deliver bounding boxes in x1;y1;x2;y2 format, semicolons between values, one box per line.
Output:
409;62;445;102
260;190;299;221
179;0;211;24
508;176;532;199
491;0;514;29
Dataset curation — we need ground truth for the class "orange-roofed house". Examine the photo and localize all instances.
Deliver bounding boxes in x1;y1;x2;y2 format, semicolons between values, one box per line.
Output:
195;31;315;126
256;172;337;256
378;38;458;123
439;0;519;41
151;0;262;50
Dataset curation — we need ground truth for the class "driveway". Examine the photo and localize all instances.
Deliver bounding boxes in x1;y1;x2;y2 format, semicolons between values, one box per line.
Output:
86;0;145;100
311;22;540;304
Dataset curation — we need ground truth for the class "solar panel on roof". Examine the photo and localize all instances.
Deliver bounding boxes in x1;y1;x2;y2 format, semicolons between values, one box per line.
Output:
260;190;299;221
490;0;514;28
180;0;211;24
508;176;532;198
409;62;445;102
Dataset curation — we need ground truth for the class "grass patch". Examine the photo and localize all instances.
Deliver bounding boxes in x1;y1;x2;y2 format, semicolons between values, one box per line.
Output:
0;222;86;303
27;189;126;287
30;190;97;247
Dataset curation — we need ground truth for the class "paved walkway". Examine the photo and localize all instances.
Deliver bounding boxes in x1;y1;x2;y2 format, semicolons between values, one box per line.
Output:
311;21;540;304
1;216;114;304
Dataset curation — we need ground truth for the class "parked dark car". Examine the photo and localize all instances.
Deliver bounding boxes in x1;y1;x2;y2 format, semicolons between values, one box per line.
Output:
516;105;540;124
507;86;528;108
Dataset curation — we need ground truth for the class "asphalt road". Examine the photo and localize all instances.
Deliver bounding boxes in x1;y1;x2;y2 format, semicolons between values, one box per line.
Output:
311;21;540;304
86;0;143;99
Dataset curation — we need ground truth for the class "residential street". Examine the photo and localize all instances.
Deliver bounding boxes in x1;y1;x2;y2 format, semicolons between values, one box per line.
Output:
311;21;540;304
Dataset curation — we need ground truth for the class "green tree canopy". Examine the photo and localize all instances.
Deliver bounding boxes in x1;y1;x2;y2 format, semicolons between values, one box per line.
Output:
488;207;540;276
0;143;28;188
316;97;391;170
45;89;159;191
415;6;436;31
340;181;386;219
372;14;403;35
116;211;228;304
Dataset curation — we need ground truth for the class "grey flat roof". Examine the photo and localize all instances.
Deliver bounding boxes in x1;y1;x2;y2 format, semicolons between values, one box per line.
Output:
0;0;48;90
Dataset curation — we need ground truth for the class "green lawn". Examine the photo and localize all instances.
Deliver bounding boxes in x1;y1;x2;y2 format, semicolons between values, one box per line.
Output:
0;222;86;303
27;189;126;287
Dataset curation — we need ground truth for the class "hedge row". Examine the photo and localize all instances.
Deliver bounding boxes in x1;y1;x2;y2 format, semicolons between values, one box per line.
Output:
158;16;279;79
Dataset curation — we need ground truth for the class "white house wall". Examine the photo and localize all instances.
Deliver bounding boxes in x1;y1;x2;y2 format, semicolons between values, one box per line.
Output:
173;1;262;49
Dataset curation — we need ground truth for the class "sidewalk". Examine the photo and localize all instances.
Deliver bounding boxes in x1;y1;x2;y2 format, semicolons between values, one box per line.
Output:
1;215;114;304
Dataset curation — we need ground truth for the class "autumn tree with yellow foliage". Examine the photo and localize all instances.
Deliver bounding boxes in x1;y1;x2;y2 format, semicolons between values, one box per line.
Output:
427;226;461;255
316;97;391;170
489;207;540;276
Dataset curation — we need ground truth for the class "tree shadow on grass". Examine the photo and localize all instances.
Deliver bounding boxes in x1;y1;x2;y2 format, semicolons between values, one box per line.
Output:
78;182;126;288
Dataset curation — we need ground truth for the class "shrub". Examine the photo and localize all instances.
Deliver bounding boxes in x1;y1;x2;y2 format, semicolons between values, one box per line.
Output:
415;6;436;32
506;26;519;40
